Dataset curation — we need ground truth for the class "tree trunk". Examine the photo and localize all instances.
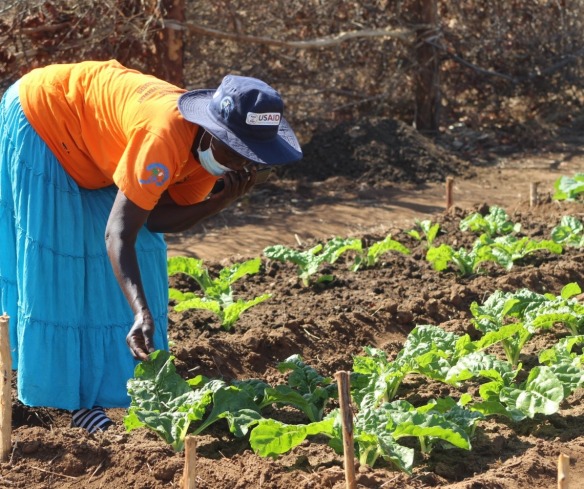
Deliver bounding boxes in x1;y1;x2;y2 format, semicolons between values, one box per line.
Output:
413;0;439;133
152;0;185;86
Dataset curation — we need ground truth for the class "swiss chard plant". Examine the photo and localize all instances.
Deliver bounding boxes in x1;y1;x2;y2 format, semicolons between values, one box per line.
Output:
264;237;362;286
551;216;584;248
538;335;584;397
124;350;226;451
406;219;441;247
168;256;271;330
427;234;563;276
471;283;584;355
351;234;410;271
125;351;338;452
482;235;563;269
240;354;338;422
459;206;521;237
553;173;584;201
426;240;497;276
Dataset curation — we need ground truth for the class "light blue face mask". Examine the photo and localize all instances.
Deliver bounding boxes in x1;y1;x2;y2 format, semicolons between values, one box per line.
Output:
197;132;231;176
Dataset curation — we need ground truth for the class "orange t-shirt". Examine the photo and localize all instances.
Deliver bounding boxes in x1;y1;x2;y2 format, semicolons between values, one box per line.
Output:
18;59;217;210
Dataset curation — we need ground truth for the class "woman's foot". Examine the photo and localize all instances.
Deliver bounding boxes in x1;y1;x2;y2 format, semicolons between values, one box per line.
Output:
71;406;113;434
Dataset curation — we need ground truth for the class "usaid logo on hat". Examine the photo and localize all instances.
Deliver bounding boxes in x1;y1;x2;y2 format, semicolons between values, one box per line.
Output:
246;112;281;126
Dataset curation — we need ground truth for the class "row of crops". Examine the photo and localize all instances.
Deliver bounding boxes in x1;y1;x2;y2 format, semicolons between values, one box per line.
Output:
125;174;584;474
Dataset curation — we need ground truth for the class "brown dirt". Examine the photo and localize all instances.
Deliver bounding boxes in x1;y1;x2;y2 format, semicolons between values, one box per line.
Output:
2;119;584;489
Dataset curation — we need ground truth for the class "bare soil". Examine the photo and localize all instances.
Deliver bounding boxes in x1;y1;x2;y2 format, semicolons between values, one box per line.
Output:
2;119;584;489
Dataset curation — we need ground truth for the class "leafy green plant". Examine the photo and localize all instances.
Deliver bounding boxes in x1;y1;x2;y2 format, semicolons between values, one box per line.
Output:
551;216;584;248
426;240;497;276
538;335;584;397
125;350;234;451
263;237;362;286
470;283;584;366
484;235;563;269
553;173;584;201
406;219;441;247
427;235;562;276
239;354;337;422
351;234;410;271
497;366;566;419
125;351;338;452
459;206;520;237
471;289;543;367
168;256;271;330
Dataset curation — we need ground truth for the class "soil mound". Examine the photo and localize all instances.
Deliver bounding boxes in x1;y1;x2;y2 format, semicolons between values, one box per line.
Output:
281;118;473;186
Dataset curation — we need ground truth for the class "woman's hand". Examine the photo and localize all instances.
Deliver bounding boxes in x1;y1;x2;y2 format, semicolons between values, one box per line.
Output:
126;314;156;361
209;167;257;207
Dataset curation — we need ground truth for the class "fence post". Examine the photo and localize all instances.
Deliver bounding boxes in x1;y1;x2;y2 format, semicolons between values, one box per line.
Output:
335;371;356;489
0;314;11;462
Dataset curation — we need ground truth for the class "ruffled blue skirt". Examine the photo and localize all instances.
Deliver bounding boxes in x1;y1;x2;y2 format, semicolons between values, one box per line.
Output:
0;81;169;410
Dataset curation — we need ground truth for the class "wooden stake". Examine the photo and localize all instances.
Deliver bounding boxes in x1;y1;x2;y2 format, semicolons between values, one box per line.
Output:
334;371;356;489
445;177;454;210
558;453;570;489
0;313;11;462
182;435;197;489
530;182;540;207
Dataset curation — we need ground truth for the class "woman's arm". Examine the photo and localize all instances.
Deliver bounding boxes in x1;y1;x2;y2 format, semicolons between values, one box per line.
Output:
105;190;155;361
147;167;257;233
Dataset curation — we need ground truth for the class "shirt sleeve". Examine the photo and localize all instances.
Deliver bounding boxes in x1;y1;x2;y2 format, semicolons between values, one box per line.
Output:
113;128;179;210
167;164;218;206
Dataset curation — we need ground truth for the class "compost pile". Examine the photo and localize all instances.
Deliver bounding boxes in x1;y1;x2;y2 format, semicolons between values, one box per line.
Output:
2;120;584;489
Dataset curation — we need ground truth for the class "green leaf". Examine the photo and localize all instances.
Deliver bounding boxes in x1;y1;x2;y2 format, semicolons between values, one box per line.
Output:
174;296;221;314
218;257;262;286
499;366;565;418
391;410;471;453
561;282;582;300
249;417;336;458
168;288;196;302
426;244;453;272
367;235;410;265
193;385;263;436
221;294;272;330
167;256;214;291
553;174;584;201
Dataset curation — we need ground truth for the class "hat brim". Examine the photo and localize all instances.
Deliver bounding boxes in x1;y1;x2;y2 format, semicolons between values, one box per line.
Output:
178;89;303;166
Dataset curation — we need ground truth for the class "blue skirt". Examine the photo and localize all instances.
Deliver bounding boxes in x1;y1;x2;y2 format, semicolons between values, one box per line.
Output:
0;81;169;410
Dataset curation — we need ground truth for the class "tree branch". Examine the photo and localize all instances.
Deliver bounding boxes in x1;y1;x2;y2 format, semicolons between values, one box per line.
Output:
162;19;414;48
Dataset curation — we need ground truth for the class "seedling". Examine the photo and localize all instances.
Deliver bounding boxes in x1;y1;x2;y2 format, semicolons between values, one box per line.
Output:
553;173;584;201
168;256;271;330
406;219;441;247
459;206;520;237
551;216;584;248
351;234;410;271
264;237;362;286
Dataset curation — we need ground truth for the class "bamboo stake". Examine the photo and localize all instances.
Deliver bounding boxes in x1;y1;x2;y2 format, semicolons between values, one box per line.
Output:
182;435;197;489
0;313;11;462
558;453;570;489
334;371;356;489
445;177;454;210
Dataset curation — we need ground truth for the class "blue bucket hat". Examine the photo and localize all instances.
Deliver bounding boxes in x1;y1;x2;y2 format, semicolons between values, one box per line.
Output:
178;75;303;165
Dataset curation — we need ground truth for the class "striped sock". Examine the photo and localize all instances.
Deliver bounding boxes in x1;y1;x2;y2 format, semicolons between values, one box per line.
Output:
71;406;114;434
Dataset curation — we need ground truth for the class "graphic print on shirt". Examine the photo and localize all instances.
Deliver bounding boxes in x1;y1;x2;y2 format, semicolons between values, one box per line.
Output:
139;163;170;186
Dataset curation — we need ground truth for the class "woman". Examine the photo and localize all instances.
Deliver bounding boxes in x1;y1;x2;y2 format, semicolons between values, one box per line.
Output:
0;60;302;433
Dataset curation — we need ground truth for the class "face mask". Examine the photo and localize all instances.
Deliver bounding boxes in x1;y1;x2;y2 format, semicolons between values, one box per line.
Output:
197;133;231;176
